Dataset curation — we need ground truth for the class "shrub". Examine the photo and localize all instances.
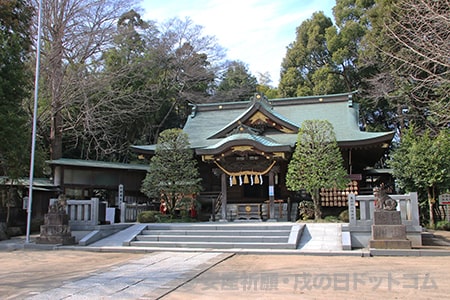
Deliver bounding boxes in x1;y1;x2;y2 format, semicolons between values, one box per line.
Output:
298;201;315;220
324;215;339;222
338;209;360;222
137;211;160;223
435;220;450;231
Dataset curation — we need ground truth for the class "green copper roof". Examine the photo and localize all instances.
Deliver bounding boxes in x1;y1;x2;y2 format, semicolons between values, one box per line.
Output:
208;100;299;139
183;92;394;151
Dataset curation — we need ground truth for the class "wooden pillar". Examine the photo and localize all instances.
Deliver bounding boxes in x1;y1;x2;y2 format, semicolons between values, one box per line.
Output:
348;149;353;175
268;171;275;221
220;172;228;221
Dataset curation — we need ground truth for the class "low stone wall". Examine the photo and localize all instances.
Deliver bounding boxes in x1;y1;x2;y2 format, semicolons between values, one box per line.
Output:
343;193;422;248
50;198;100;227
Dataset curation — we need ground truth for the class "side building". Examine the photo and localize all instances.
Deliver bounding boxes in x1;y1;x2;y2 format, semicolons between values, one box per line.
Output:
46;159;151;218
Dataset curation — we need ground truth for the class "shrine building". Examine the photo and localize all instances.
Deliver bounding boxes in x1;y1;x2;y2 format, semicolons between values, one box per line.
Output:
133;92;395;221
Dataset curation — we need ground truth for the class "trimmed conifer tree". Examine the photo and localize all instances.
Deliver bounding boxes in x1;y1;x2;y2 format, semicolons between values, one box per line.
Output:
286;120;348;219
140;128;201;216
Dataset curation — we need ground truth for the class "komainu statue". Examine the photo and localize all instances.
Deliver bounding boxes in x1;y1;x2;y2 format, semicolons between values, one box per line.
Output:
373;184;397;211
49;194;67;213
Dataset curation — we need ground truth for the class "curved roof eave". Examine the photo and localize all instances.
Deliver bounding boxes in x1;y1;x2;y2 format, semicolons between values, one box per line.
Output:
196;134;292;155
338;131;395;148
130;145;156;154
47;158;149;171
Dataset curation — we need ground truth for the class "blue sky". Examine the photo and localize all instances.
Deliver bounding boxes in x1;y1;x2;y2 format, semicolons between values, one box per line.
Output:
141;0;335;86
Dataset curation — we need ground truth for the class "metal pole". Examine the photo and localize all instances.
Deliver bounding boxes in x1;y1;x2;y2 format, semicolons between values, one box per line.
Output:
26;0;43;243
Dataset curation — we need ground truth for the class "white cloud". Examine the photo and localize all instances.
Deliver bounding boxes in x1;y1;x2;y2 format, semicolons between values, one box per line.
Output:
142;0;334;86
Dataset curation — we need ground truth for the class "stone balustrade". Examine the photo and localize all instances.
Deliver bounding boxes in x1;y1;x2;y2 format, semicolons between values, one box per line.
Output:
343;192;422;248
348;192;420;227
120;203;150;223
50;198;100;227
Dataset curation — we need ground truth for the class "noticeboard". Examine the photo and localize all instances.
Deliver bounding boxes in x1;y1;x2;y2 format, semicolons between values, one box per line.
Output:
439;194;450;205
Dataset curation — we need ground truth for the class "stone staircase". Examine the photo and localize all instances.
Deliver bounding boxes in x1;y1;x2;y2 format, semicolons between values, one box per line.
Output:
126;223;304;250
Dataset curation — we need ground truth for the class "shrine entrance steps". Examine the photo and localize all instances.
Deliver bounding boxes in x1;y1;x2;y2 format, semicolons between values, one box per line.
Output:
126;223;303;250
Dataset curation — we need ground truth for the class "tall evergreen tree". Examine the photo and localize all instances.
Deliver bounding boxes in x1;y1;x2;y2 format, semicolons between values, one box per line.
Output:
279;12;337;97
279;1;377;99
0;0;32;179
140;129;201;216
286;120;349;220
213;60;257;102
388;127;450;226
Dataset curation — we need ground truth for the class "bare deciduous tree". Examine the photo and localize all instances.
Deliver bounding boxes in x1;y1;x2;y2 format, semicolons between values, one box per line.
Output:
33;0;139;160
367;0;449;133
62;15;226;161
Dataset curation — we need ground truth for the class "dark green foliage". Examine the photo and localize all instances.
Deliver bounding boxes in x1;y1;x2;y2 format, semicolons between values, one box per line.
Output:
214;60;257;102
298;200;315;220
435;221;450;231
137;211;160;223
286;120;349;219
140;129;202;216
338;208;360;222
279;12;337;97
388;127;450;226
0;0;32;178
279;1;375;98
63;14;219;161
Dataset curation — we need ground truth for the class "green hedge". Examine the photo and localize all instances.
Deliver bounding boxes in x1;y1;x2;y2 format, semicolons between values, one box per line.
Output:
137;211;160;223
435;220;450;231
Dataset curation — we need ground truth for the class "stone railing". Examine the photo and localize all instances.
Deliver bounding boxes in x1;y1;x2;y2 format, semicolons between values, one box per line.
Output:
50;198;152;225
343;192;422;248
50;198;100;227
348;192;420;227
120;203;150;223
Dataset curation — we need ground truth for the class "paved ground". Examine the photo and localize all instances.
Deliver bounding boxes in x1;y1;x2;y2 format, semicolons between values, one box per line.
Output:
1;249;449;299
0;229;449;299
163;254;450;300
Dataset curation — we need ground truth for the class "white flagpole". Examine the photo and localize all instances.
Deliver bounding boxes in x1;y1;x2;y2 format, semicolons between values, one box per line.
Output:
26;0;43;244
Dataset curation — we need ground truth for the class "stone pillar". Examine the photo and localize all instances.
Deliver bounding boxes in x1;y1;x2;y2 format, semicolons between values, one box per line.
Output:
369;210;411;249
220;172;228;222
268;171;276;221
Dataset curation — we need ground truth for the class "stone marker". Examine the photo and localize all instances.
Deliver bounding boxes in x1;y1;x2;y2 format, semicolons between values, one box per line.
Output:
369;185;412;249
36;195;76;245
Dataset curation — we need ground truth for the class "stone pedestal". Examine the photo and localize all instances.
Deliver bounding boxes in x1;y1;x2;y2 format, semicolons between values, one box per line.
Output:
369;210;411;249
36;211;76;245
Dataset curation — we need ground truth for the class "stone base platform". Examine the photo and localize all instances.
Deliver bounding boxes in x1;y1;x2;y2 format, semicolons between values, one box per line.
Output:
36;234;76;245
369;239;412;249
370;211;412;249
36;212;76;245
